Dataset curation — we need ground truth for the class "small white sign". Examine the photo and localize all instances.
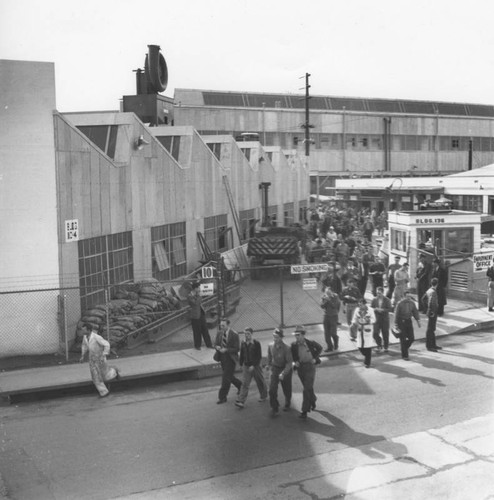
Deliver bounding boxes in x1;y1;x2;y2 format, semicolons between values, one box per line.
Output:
202;266;215;279
65;219;79;242
200;283;214;296
302;278;318;290
473;252;494;272
291;263;329;274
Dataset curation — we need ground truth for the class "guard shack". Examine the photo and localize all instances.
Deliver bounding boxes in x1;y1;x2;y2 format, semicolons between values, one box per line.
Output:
387;209;484;301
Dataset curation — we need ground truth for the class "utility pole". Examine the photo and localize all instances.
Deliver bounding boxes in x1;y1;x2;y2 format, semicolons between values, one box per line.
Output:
300;73;315;203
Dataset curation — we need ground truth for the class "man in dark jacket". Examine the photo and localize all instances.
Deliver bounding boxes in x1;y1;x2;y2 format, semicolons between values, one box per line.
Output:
393;289;421;360
235;328;267;408
415;254;432;313
423;278;442;352
214;318;242;404
291;325;322;419
321;285;341;352
431;258;448;316
187;282;213;350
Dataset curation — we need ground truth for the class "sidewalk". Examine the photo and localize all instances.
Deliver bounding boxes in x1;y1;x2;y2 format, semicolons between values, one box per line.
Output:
1;296;493;403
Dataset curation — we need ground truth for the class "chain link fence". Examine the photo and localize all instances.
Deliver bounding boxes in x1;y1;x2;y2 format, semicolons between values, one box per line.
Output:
0;262;331;365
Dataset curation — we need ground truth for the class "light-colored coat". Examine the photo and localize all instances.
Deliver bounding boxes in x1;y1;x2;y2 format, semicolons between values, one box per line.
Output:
351;306;377;349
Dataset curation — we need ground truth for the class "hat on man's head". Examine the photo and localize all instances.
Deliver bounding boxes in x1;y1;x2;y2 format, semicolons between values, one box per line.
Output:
293;325;306;335
273;327;284;338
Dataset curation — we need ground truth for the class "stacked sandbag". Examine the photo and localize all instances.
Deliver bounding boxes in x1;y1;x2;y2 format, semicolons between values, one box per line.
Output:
74;279;185;350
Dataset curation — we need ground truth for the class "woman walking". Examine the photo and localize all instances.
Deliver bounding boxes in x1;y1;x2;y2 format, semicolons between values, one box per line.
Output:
352;299;376;368
80;323;120;397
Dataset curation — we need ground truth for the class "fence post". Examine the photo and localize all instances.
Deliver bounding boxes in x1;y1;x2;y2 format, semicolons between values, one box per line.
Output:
105;287;110;342
279;266;285;329
63;294;69;362
216;254;225;319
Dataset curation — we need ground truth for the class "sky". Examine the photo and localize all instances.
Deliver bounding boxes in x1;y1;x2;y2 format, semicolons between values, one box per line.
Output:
2;0;494;112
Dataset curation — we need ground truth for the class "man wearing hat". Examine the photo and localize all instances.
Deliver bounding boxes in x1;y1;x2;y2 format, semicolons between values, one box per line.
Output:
267;328;293;416
235;328;268;408
214;318;242;404
291;326;323;419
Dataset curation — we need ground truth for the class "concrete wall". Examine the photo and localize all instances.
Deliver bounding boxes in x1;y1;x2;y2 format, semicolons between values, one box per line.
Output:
0;60;60;355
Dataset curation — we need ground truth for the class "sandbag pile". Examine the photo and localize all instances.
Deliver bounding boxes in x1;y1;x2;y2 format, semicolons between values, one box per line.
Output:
74;279;184;349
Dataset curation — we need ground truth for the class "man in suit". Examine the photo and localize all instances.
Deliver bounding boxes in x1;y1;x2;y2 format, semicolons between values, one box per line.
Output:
370;286;393;351
423;278;442;352
187;282;213;350
214;318;242;404
431;258;448;316
415;254;432;313
291;325;323;419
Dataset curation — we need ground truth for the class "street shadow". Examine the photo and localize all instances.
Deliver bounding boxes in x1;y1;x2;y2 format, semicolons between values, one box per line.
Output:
372;356;447;387
413;352;494;380
438;348;494;365
307;410;409;460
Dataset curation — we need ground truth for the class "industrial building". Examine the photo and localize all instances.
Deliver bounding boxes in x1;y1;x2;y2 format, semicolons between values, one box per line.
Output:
0;58;308;357
172;88;494;195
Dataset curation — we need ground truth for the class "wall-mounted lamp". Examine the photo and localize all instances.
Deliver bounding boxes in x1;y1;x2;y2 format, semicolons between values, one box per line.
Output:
135;135;150;150
385;177;403;192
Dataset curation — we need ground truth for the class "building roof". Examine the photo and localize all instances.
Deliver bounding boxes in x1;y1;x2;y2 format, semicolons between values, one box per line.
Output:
447;164;494;177
174;88;494;117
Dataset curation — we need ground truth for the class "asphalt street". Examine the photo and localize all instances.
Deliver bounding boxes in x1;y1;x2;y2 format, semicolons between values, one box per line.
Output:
0;330;493;500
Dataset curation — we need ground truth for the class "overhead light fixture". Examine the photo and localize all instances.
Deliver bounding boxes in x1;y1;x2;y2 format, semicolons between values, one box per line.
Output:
135;135;150;150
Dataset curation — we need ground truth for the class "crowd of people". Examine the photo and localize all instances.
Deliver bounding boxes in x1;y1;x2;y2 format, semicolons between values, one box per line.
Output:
213;321;322;420
208;202;453;419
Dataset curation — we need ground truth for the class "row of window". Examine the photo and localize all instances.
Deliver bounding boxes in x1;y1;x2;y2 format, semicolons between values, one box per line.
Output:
198;130;494;153
78;202;308;310
76;124;494;165
390;228;473;257
448;195;482;212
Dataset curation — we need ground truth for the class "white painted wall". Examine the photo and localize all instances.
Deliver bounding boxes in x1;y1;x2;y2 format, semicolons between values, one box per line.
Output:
0;60;60;355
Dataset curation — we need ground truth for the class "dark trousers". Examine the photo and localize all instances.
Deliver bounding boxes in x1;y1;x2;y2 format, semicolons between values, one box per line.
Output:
269;365;292;411
359;276;368;296
359;347;372;366
373;314;390;349
218;354;242;401
426;314;438;348
323;315;339;350
398;318;414;358
371;277;384;296
191;313;212;349
297;362;316;413
386;279;395;299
